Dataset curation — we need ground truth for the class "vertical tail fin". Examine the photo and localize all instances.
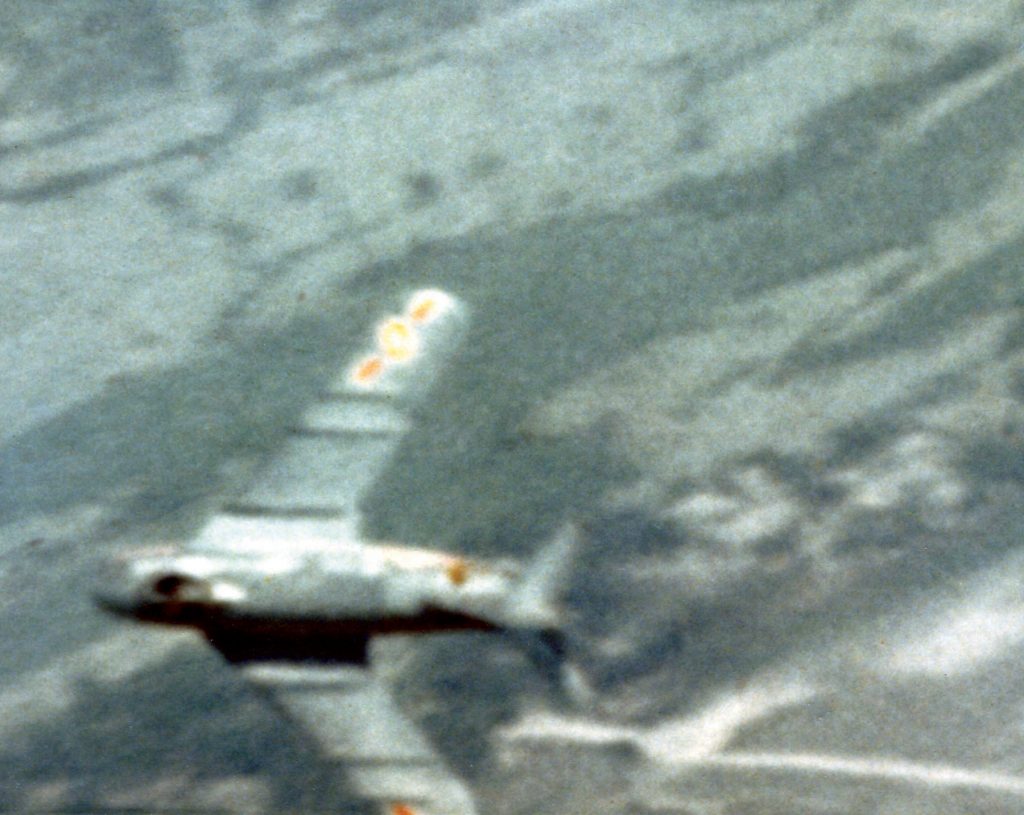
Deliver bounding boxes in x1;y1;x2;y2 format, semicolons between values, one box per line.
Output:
506;522;581;629
505;523;594;705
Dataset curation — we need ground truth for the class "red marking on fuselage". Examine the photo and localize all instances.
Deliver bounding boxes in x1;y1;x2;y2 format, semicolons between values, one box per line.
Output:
446;558;469;585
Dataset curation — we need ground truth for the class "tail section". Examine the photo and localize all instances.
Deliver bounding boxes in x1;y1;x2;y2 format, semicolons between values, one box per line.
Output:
506;522;581;630
504;523;594;705
508;626;594;706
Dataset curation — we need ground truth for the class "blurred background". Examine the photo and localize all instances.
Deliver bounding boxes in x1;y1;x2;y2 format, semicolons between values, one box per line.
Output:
2;1;1024;812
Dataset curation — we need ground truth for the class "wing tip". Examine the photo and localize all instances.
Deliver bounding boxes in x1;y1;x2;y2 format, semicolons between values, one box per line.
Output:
346;288;464;391
407;288;457;323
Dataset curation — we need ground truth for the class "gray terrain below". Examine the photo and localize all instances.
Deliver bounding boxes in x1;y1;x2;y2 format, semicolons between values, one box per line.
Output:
2;1;1024;813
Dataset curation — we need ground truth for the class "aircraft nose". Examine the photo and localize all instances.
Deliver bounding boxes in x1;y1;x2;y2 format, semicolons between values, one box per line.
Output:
93;557;143;618
93;549;227;625
93;577;138;614
94;586;136;618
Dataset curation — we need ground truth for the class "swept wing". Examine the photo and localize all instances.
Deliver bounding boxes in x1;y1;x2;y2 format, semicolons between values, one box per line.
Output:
187;289;473;815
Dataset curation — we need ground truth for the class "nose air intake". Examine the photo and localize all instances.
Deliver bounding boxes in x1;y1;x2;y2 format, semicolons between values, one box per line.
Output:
93;554;220;623
152;573;190;597
148;572;214;603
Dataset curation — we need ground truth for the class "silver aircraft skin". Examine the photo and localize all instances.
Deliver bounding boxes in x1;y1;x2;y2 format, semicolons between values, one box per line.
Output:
98;518;577;664
95;289;579;815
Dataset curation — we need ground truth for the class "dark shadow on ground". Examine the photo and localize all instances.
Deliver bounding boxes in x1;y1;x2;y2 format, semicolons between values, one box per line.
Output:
0;641;332;812
558;418;1024;724
5;12;1022;536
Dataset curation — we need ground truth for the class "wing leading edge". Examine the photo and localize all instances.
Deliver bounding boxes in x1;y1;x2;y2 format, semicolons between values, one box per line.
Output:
191;288;467;554
205;288;466;536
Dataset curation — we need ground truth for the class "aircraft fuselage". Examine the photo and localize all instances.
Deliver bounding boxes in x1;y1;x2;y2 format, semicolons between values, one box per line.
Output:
97;535;520;663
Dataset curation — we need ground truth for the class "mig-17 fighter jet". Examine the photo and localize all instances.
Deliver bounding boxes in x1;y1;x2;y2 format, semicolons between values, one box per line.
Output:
96;288;581;815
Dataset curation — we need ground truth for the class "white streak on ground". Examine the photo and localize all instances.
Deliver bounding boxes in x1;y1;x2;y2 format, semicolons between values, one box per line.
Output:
671;751;1024;796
